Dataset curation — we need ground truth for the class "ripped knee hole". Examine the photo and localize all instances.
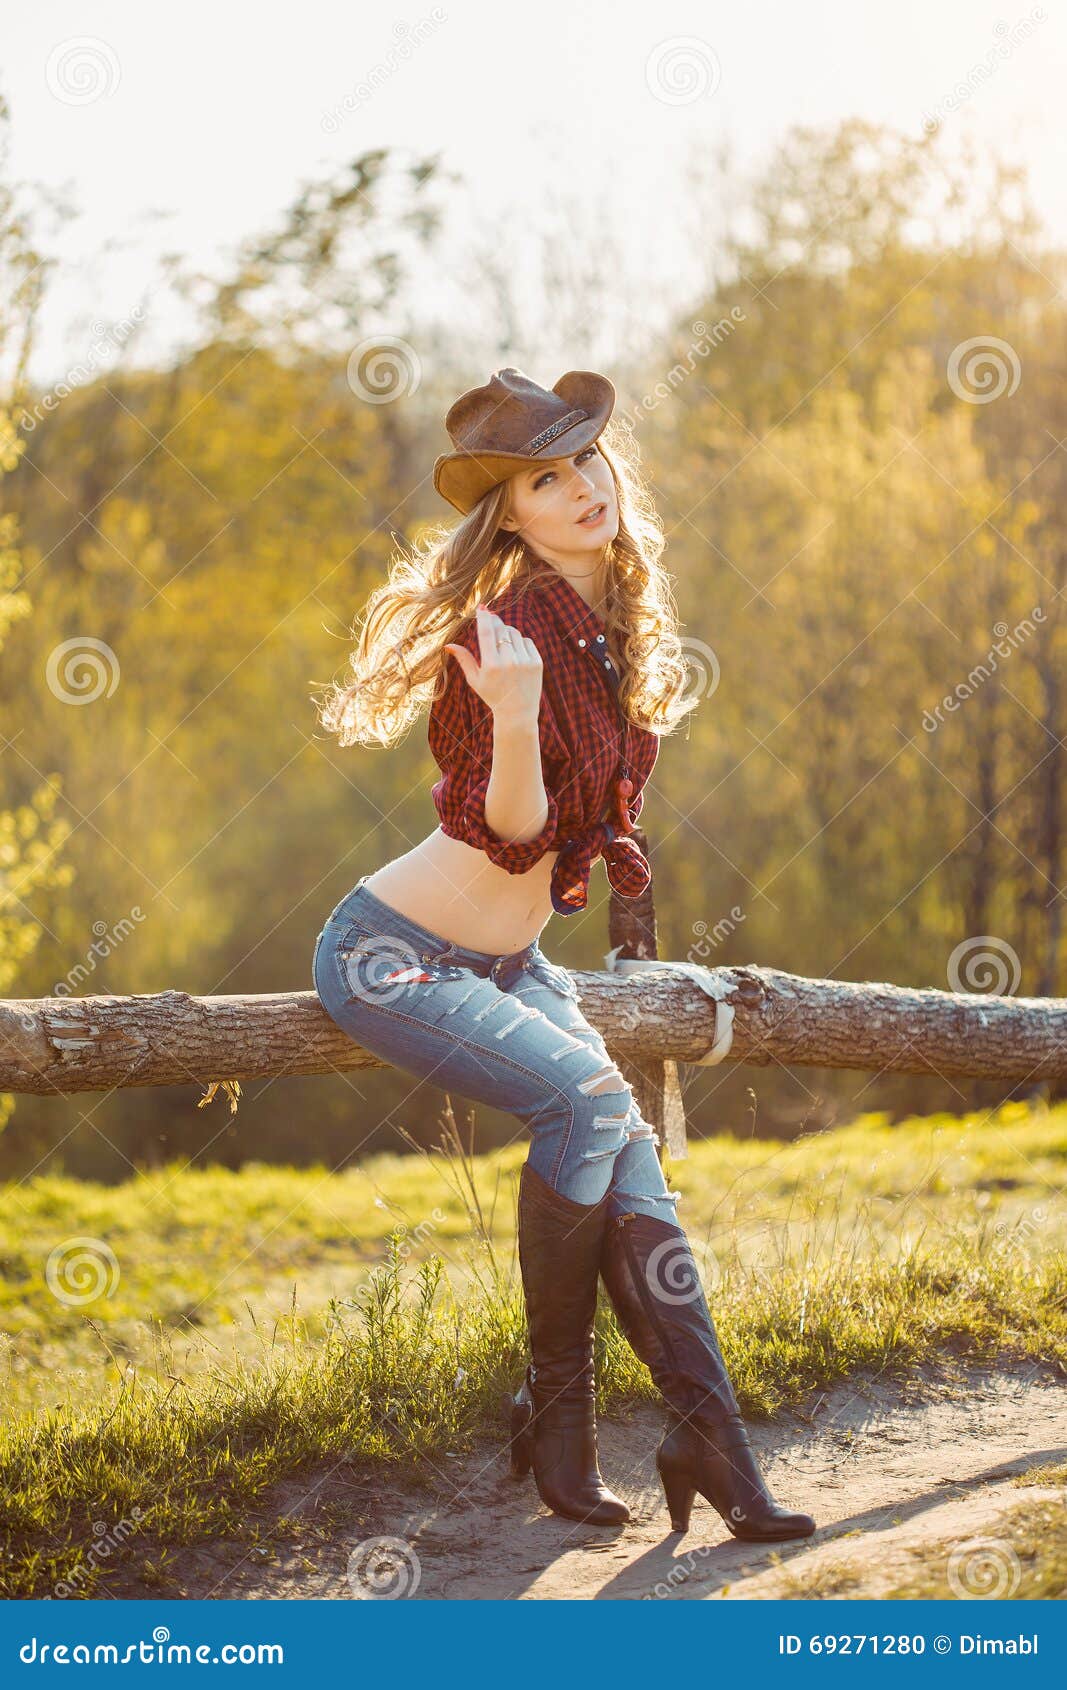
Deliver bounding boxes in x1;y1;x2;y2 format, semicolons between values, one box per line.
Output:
578;1061;629;1098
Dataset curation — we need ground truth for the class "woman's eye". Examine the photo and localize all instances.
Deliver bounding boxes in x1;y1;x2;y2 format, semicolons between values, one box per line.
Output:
533;446;596;491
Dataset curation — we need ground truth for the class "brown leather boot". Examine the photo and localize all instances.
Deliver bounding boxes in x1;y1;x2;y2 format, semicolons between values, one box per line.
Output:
506;1164;629;1526
600;1209;816;1541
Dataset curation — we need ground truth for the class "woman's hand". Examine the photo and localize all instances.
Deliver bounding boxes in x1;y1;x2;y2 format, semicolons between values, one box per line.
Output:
443;606;543;725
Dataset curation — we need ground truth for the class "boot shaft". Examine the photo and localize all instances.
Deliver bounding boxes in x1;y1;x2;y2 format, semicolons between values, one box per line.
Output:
599;1209;742;1422
516;1163;610;1401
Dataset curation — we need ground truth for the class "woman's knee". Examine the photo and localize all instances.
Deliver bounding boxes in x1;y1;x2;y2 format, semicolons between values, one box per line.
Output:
546;1056;643;1204
608;1130;680;1224
553;1045;681;1224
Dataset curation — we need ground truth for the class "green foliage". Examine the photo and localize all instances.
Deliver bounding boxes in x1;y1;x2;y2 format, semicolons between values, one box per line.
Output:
0;105;74;1134
4;114;1067;1168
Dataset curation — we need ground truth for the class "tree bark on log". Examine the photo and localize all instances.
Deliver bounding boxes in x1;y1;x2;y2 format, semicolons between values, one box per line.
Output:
3;963;1067;1096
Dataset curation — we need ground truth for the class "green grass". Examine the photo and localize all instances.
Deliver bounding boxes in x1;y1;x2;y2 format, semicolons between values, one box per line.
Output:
0;1097;1065;1596
3;1096;1065;1417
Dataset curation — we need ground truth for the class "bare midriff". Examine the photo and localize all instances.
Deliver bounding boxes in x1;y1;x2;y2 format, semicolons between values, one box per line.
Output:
359;828;562;955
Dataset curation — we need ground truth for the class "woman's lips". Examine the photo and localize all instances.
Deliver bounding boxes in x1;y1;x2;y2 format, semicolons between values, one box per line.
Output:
577;502;607;526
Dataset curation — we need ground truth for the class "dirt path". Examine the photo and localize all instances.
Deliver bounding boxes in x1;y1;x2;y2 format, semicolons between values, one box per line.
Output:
130;1361;1067;1600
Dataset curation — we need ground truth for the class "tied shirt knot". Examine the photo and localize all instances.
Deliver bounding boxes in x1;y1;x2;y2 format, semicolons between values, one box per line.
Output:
550;821;651;916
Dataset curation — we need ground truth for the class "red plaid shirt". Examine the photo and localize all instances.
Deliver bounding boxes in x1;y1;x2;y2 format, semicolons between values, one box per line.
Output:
428;563;660;916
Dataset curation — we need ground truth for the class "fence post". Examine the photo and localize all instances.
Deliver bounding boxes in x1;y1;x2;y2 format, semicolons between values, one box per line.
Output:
606;826;689;1161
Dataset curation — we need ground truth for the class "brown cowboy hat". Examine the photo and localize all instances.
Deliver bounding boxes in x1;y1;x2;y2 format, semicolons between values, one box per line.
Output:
433;366;616;515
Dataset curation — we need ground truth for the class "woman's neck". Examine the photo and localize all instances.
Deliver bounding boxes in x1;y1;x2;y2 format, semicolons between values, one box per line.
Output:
527;548;609;619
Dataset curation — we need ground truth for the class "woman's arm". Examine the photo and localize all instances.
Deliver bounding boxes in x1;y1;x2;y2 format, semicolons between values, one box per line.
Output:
483;710;551;846
432;606;560;870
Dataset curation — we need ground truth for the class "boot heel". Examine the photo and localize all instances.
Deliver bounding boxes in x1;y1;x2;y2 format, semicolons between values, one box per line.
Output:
506;1394;533;1478
510;1427;532;1478
657;1454;696;1532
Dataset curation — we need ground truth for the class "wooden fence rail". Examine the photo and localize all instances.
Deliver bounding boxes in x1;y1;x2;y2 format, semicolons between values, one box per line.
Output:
1;967;1063;1090
2;833;1062;1155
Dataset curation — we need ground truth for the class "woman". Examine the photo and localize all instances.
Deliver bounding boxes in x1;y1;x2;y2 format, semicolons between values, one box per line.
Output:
311;366;815;1542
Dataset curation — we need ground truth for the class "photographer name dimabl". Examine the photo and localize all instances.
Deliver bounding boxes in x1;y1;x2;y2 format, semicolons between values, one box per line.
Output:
779;1634;1039;1655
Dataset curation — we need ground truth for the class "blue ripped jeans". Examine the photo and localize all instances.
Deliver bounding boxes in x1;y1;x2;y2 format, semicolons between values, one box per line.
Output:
311;877;679;1222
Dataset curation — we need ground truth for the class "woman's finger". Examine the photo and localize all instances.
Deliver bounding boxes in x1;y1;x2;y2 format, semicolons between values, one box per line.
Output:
473;608;541;679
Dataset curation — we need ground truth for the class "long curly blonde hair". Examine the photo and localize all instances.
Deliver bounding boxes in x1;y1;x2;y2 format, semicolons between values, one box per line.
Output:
313;419;698;748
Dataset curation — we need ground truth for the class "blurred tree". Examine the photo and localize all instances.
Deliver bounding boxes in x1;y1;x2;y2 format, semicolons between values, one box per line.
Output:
638;119;1067;1122
5;117;1067;1169
0;96;76;1139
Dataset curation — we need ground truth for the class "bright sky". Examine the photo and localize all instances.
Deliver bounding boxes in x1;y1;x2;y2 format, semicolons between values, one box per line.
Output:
5;0;1064;386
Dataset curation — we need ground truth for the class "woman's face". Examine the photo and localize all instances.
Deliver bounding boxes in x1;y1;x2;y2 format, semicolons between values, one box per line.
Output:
499;442;619;562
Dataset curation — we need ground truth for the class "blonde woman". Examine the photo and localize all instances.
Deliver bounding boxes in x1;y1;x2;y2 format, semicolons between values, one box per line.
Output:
312;368;815;1541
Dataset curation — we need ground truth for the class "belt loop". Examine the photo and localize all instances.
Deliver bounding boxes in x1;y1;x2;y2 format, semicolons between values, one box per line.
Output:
434;942;460;964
